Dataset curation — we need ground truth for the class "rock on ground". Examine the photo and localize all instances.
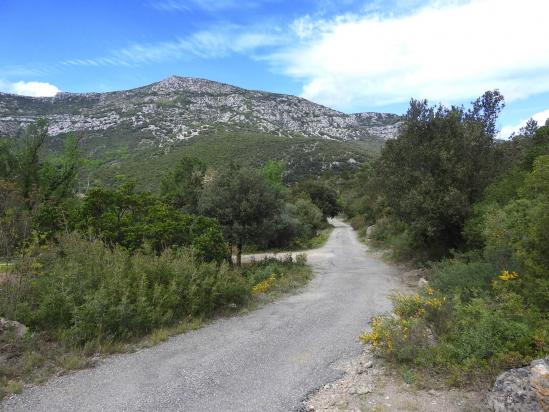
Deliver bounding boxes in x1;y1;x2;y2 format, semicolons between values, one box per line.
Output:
303;346;485;412
0;318;28;338
488;357;549;412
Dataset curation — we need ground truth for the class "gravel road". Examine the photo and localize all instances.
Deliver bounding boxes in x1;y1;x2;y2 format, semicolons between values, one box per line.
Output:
2;219;401;412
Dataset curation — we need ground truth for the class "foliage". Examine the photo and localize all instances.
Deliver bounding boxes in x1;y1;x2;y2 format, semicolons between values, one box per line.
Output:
0;234;248;345
357;125;549;388
160;156;206;213
362;281;546;387
261;160;286;191
293;179;342;219
343;91;505;259
292;198;324;239
0;120;81;255
198;166;284;264
77;182;228;262
430;259;496;302
88;131;373;192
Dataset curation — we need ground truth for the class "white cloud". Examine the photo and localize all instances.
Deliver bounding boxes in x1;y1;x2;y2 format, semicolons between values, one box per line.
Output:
0;80;60;97
271;0;549;110
499;109;549;139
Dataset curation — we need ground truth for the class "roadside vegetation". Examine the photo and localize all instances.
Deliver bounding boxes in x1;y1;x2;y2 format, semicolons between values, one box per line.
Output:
0;120;330;398
342;91;549;388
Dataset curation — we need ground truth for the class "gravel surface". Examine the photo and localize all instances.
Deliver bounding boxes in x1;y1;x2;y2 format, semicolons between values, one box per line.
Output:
2;219;401;412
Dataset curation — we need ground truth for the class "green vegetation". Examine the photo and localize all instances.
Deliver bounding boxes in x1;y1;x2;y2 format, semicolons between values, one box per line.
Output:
199;166;284;265
82;130;374;191
345;93;549;388
0;119;325;398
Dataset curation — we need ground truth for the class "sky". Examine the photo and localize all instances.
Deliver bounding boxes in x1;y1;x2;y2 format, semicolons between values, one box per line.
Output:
1;0;548;137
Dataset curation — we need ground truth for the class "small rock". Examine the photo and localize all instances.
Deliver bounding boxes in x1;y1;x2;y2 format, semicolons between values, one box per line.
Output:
356;386;372;395
418;277;429;288
0;318;28;338
357;361;373;374
427;389;437;396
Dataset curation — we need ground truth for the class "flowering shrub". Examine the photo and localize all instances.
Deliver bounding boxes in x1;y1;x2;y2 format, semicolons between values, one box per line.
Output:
360;292;446;362
498;270;518;281
251;275;276;295
361;268;547;387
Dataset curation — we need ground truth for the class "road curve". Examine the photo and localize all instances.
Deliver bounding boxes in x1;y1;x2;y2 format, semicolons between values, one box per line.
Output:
2;219;401;412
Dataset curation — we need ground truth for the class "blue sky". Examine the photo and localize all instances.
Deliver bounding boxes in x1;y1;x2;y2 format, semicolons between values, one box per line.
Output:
1;0;548;136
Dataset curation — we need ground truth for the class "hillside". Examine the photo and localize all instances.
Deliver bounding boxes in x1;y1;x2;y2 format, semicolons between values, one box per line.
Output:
0;76;401;187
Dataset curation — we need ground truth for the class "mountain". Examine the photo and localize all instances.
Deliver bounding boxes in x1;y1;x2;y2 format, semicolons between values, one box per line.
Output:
0;76;401;187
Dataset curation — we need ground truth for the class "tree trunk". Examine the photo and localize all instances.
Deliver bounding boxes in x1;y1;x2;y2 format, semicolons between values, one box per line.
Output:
236;242;242;267
228;242;234;267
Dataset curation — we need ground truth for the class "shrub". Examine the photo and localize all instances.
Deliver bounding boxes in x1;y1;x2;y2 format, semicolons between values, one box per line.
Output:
0;234;249;345
361;277;545;387
430;259;496;301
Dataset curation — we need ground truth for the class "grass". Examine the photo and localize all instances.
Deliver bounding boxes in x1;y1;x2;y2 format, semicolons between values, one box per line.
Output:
303;226;334;249
0;262;13;271
0;258;312;400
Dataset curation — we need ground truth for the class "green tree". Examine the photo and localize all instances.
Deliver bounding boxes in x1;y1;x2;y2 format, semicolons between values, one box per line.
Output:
293;198;324;239
261;160;286;191
367;91;504;256
198;168;283;265
293;180;341;219
161;156;206;213
78;182;228;261
0;120;81;249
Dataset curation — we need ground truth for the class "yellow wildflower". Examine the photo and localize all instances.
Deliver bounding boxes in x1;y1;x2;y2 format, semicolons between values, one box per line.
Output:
498;270;518;281
251;275;276;295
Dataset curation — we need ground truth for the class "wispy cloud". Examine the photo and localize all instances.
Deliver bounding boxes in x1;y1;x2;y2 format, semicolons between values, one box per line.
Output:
150;0;267;12
60;25;286;68
0;80;60;96
268;0;549;110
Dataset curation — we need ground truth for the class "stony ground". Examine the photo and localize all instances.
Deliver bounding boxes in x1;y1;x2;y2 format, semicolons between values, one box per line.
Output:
303;346;486;412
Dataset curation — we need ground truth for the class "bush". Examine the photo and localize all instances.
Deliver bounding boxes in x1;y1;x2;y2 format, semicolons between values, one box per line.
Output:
361;276;546;387
292;198;324;239
430;259;496;301
369;217;418;261
0;234;248;345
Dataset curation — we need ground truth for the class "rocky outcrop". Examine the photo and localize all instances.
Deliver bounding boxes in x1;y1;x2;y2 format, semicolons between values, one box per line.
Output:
488;357;549;411
0;76;401;146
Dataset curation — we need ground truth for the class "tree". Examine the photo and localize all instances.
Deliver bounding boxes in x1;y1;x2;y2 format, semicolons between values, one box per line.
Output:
161;156;206;213
292;198;324;239
198;168;283;265
293;180;341;219
78;182;228;261
367;91;504;256
0;120;81;250
261;160;286;191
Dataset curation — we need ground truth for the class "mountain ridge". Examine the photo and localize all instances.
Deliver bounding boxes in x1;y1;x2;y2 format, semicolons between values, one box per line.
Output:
0;75;401;144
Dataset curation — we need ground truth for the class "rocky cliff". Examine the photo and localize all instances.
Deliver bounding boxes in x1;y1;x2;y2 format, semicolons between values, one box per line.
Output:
0;76;401;146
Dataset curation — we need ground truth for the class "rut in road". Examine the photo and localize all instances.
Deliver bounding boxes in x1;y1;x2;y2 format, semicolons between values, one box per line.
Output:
2;219;401;412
